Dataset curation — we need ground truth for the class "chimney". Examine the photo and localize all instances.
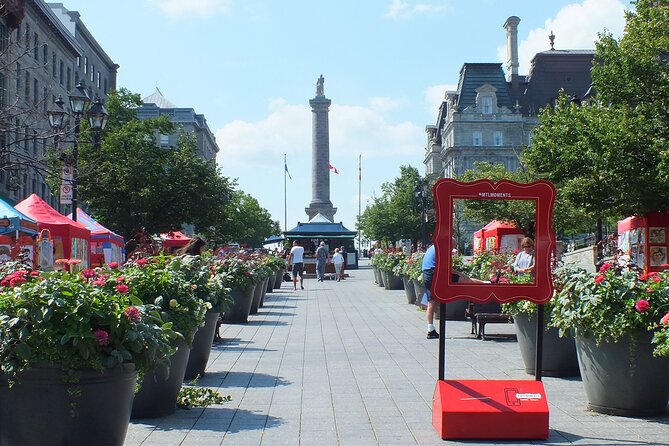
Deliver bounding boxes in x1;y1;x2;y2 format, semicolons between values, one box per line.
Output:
503;16;521;84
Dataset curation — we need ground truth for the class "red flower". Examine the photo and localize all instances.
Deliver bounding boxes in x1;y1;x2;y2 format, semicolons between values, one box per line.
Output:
94;329;109;346
29;271;39;277
9;276;26;287
115;284;129;294
107;262;119;269
639;272;658;281
123;306;141;322
81;269;96;279
594;274;605;285
652;275;661;283
661;312;669;326
498;276;510;284
115;276;125;283
599;262;612;273
135;258;148;267
635;299;650;313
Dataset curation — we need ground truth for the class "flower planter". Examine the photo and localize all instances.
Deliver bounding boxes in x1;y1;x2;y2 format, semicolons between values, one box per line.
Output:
402;276;416;304
0;364;137;446
259;277;270;308
514;312;579;377
274;268;284;289
413;280;426;307
576;330;669;416
382;270;404;290
132;339;191;419
184;310;220;380
266;274;275;293
249;279;265;314
223;285;255;323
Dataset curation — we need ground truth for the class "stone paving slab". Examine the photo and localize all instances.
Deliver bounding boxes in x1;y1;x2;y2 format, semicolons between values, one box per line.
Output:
125;261;669;445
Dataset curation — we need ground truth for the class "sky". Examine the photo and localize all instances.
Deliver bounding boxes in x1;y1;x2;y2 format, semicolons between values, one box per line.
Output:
60;0;632;238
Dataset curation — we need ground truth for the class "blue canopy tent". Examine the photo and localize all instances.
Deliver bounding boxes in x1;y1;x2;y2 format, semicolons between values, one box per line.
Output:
0;197;39;236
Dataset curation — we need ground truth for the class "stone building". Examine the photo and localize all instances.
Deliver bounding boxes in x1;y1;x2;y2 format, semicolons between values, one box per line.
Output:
0;0;117;207
137;88;219;162
425;16;594;179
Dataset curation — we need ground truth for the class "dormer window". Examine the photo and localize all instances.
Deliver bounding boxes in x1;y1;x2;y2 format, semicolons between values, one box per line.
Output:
475;84;498;115
482;97;493;114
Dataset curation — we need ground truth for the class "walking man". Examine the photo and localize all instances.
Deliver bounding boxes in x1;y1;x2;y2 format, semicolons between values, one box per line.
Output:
315;241;328;282
287;241;305;290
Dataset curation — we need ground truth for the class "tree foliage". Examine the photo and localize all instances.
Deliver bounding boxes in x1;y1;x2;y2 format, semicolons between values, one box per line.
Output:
213;190;281;247
523;0;669;233
358;165;432;243
75;89;234;241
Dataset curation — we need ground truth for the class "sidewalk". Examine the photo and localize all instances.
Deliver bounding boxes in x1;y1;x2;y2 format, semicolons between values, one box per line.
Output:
125;260;669;445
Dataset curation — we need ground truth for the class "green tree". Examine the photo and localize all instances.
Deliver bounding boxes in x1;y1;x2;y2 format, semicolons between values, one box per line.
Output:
358;165;432;244
214;190;280;247
74;89;233;241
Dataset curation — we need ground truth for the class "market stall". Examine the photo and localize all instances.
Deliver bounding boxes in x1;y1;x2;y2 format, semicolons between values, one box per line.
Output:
160;231;191;253
474;220;525;253
0;196;39;265
617;212;669;272
69;208;125;267
15;194;91;268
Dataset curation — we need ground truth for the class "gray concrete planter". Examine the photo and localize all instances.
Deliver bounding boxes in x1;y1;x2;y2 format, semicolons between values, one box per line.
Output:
223;285;255;323
382;269;404;290
402;276;416;304
514;312;579;377
372;265;382;286
377;267;386;287
274;268;284;289
184;310;220;380
0;364;137;446
576;330;669;416
413;280;426;306
250;279;266;314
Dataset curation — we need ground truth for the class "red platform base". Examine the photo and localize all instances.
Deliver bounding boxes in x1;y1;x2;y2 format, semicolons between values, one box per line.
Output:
432;379;549;440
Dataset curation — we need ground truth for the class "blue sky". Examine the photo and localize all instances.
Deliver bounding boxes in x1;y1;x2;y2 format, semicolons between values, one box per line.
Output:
62;0;631;235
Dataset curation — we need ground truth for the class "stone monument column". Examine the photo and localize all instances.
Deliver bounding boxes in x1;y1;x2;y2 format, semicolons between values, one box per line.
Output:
305;75;337;221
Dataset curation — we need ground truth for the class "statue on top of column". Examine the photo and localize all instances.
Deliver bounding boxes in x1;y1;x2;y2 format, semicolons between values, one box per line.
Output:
316;75;324;96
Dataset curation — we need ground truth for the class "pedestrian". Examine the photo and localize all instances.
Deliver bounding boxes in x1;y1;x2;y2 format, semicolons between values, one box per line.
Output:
513;237;535;276
332;248;345;281
338;246;347;280
287;240;305;290
315;241;328;282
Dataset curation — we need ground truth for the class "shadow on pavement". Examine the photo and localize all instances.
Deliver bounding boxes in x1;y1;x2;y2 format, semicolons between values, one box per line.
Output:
206;371;292;388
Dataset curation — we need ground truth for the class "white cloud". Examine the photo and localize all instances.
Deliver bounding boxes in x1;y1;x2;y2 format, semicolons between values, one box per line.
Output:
148;0;233;18
496;0;628;74
215;99;423;171
385;0;448;20
424;84;458;119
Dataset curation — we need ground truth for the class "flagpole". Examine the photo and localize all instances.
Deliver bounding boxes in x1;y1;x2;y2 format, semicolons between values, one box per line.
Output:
284;154;287;232
358;154;361;253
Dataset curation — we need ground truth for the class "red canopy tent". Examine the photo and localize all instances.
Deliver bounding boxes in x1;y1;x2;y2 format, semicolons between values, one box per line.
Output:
15;194;91;267
617;212;669;273
160;231;191;253
474;220;525;253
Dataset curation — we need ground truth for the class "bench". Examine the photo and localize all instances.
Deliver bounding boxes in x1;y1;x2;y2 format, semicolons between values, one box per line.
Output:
465;302;513;340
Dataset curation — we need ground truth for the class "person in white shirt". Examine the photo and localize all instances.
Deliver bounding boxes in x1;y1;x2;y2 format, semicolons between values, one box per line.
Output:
513;237;535;276
287;240;305;290
332;248;345;282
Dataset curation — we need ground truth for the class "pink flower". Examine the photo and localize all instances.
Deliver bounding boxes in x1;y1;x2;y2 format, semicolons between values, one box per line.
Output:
635;299;650;313
599;262;612;273
652;275;661;283
115;284;129;294
29;271;40;277
594;274;605;285
55;259;69;265
639;272;658;281
81;269;96;279
9;277;26;287
124;306;141;322
136;258;148;267
661;312;669;326
498;276;510;284
94;329;109;346
107;262;119;269
115;276;125;283
68;259;82;265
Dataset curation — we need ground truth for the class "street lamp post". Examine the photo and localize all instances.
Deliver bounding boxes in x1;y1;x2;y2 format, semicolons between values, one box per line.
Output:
48;82;108;222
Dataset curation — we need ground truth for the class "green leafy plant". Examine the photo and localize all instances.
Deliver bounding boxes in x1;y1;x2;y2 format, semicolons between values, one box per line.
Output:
168;254;232;313
0;267;175;377
552;261;669;356
177;376;232;409
211;253;259;289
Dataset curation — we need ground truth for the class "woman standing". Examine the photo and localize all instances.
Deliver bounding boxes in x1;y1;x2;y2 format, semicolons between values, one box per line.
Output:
332;248;345;282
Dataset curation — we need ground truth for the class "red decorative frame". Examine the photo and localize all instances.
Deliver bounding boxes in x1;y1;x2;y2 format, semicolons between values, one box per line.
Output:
431;179;556;304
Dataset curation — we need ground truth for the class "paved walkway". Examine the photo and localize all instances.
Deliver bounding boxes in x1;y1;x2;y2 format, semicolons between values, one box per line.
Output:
125;261;669;446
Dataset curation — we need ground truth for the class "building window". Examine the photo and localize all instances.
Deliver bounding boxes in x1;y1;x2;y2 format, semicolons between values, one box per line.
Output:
103;78;108;93
0;73;5;109
33;78;38;105
482;97;493;114
43;86;47;114
43;44;48;67
84;57;88;75
24;23;30;48
159;134;170;146
15;62;20;95
97;72;100;89
33;32;38;60
493;131;503;146
0;23;6;53
90;64;95;82
52;54;57;77
76;56;81;68
32;131;37;155
67;67;72;91
473;131;482;146
59;61;64;85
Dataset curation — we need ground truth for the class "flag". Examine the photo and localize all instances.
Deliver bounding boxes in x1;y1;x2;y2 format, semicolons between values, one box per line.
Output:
284;161;292;180
329;163;339;174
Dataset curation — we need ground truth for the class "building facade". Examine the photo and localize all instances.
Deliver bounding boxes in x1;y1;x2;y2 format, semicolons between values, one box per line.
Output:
0;0;117;207
137;88;219;162
425;16;594;179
